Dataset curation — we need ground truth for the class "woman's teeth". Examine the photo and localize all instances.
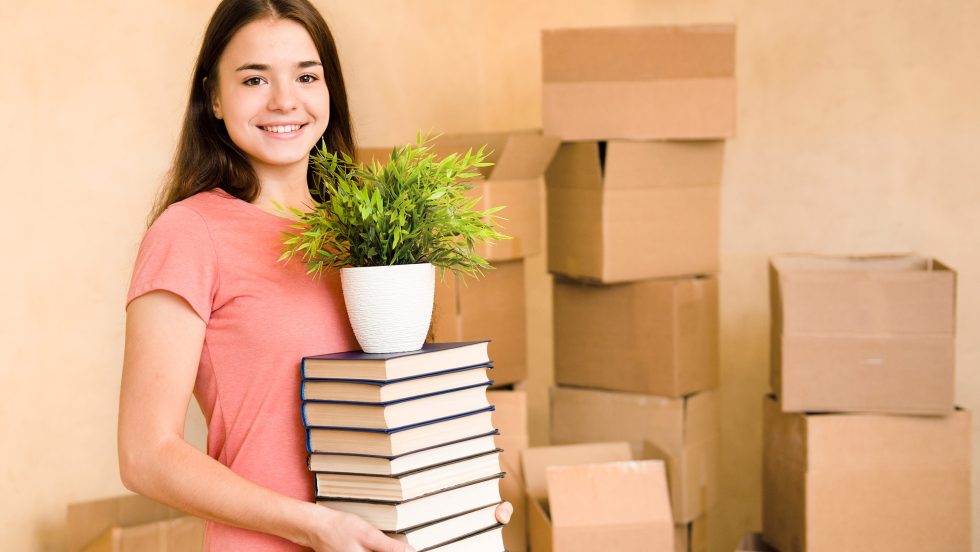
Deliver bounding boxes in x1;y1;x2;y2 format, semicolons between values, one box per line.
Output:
261;124;302;133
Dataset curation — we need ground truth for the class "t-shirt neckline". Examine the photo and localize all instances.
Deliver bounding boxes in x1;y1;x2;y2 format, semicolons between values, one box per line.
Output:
210;188;301;224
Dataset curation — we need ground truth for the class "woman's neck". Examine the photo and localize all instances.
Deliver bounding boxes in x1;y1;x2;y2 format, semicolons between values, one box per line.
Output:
251;160;314;217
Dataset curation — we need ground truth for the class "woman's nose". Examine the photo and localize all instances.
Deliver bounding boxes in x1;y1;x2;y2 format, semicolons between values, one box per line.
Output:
268;81;298;112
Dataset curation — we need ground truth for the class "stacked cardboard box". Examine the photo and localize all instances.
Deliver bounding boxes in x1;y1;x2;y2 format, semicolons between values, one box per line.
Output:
763;254;970;552
542;23;735;550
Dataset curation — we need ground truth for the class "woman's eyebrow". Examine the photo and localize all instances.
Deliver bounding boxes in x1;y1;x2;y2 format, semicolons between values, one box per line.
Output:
235;61;322;71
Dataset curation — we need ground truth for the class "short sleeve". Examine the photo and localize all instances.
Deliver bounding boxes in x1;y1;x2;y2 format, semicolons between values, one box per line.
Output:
127;204;219;323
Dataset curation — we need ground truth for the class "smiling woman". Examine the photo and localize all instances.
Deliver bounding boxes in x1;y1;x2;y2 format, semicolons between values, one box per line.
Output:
115;1;509;551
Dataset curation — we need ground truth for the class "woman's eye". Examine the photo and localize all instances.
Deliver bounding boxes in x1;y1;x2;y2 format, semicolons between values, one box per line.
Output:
243;77;264;86
298;74;319;84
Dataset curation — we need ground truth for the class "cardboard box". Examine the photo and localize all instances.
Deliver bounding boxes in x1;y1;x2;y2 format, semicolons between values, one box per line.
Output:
431;259;526;385
521;442;674;552
542;24;735;141
770;254;956;414
488;389;530;469
734;533;778;552
550;386;719;523
488;389;530;552
554;275;718;397
359;131;559;262
675;515;708;552
67;495;202;552
547;141;722;283
762;395;971;551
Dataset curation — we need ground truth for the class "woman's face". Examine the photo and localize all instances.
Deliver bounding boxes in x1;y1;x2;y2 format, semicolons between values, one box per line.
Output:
211;17;329;174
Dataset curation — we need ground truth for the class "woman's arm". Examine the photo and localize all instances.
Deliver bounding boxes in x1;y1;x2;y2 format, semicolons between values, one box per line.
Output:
118;290;414;552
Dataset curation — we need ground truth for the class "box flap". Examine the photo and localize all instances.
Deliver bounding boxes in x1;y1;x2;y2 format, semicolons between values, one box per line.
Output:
545;142;602;190
542;24;735;82
493;133;560;180
521;442;632;501
546;460;673;527
432;130;559;180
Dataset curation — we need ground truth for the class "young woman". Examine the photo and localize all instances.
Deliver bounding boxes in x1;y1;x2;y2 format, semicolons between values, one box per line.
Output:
117;1;511;550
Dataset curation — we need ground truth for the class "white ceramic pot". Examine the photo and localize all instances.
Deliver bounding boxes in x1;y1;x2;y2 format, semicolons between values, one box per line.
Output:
340;263;435;353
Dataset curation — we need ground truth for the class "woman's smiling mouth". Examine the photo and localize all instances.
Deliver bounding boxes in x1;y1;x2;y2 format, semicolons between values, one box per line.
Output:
258;123;306;134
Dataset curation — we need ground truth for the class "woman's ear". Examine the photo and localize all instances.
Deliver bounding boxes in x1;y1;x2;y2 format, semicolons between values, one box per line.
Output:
204;77;222;120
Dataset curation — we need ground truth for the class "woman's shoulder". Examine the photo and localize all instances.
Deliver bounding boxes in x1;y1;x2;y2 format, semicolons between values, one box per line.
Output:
153;188;249;231
166;187;240;218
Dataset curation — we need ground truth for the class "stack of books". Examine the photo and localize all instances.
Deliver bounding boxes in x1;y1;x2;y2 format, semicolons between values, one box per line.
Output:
301;341;506;551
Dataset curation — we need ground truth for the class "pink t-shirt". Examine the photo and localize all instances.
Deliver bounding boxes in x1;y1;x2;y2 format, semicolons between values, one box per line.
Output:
127;188;357;551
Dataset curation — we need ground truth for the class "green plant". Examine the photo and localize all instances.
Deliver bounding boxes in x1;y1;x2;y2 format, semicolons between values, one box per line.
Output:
279;133;509;278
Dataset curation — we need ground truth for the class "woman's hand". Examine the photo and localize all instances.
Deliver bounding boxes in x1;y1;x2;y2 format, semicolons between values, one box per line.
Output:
306;506;415;552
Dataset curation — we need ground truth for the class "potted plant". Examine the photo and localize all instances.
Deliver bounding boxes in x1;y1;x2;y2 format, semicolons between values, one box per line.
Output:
279;133;508;353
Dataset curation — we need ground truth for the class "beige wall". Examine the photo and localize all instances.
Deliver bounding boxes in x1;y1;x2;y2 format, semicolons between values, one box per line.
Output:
3;1;978;550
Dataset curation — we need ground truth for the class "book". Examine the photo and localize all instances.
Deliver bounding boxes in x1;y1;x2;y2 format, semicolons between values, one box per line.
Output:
315;449;502;501
301;364;492;403
302;341;490;381
302;384;492;430
424;524;504;552
318;474;503;532
308;434;499;475
306;409;496;456
387;504;501;551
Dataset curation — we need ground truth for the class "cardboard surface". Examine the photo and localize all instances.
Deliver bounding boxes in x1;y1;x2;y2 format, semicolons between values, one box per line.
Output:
521;443;673;552
554;275;719;397
542;24;735;140
547;141;723;283
499;457;528;552
431;260;527;385
360;130;559;262
487;389;529;469
550;387;719;523
762;395;971;551
82;518;204;552
67;495;194;552
487;389;530;551
770;254;956;414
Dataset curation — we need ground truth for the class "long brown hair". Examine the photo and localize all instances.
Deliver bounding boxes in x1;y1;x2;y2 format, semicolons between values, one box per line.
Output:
149;0;353;225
